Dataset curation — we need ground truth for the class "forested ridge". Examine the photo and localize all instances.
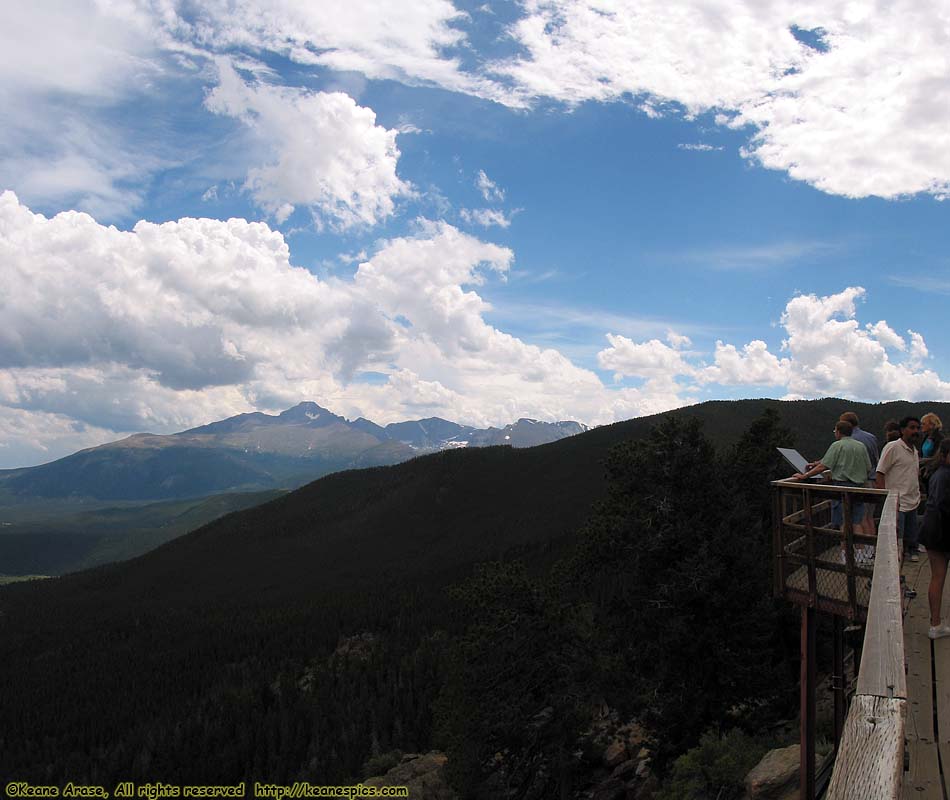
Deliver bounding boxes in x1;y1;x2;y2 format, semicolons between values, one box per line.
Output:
1;398;946;795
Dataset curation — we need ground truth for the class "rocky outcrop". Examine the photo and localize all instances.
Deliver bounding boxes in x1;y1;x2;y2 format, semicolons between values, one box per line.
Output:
332;632;377;662
364;751;457;800
744;744;800;800
579;710;657;800
604;740;628;768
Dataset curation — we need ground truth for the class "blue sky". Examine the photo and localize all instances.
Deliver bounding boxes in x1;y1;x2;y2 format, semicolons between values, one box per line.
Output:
1;0;949;467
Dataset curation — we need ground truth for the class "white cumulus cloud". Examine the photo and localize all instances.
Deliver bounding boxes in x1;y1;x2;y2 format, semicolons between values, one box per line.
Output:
595;286;950;401
703;341;791;386
597;334;697;380
206;60;412;228
4;191;950;469
779;288;950;399
0;192;691;466
493;0;950;200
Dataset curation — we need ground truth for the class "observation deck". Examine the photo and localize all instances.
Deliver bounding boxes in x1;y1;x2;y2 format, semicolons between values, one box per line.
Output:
771;481;946;798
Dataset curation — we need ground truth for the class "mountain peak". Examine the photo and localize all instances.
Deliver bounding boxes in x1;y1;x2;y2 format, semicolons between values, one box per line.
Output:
278;402;339;423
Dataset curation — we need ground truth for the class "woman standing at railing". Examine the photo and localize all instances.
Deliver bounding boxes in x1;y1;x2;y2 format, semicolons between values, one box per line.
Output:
920;439;950;639
920;412;945;502
921;413;944;460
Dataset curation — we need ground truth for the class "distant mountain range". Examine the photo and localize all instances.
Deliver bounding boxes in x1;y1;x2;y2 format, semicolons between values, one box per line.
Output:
0;402;587;502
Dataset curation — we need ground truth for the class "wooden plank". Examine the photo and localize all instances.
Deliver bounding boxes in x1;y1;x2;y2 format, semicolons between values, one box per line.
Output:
772;479;890;498
931;555;950;782
935;553;950;795
902;556;943;799
825;695;906;800
783;499;834;524
857;492;906;700
904;595;941;798
904;742;943;800
833;618;846;751
903;553;929;599
774;487;784;599
804;486;817;604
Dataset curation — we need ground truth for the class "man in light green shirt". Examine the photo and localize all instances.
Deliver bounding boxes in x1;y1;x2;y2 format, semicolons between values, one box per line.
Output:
792;420;872;532
794;420;872;485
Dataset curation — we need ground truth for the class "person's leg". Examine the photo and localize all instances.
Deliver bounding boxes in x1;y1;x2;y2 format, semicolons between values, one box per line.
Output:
852;503;875;562
861;495;876;536
831;499;842;530
929;550;949;627
852;500;865;533
897;511;907;558
905;510;920;560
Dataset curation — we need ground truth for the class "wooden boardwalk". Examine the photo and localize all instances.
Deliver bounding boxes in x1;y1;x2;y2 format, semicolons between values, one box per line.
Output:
903;555;950;799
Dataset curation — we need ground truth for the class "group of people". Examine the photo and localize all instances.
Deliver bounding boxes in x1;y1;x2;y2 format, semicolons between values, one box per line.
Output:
791;411;950;639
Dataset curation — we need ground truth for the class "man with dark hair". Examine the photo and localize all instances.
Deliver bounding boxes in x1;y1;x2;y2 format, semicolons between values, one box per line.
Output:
840;411;879;481
884;419;902;443
877;416;922;561
841;411;880;534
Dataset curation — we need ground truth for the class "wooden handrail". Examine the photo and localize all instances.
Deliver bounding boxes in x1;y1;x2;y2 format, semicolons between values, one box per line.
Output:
771;479;890;496
824;490;904;799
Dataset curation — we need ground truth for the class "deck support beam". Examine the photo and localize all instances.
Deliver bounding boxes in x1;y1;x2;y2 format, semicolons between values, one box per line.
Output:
801;605;817;800
833;616;846;753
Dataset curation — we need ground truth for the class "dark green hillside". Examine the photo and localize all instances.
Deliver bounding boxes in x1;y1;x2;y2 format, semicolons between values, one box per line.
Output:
0;438;395;501
4;396;938;577
0;397;946;786
582;396;950;462
0;490;284;575
2;445;288;499
2;440;605;616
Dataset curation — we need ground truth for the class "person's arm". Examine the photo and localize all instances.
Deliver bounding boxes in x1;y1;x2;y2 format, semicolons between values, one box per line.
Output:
793;461;828;481
876;442;892;490
866;434;879;470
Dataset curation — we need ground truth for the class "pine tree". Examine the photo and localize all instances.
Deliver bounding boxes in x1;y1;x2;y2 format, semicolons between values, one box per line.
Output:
559;413;791;762
436;561;592;797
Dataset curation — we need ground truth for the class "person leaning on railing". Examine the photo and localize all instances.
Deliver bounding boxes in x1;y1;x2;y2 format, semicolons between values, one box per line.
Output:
920;439;950;639
790;419;872;534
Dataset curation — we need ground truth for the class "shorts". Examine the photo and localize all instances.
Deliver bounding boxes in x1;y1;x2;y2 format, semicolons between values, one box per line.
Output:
921;510;950;554
831;480;865;527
